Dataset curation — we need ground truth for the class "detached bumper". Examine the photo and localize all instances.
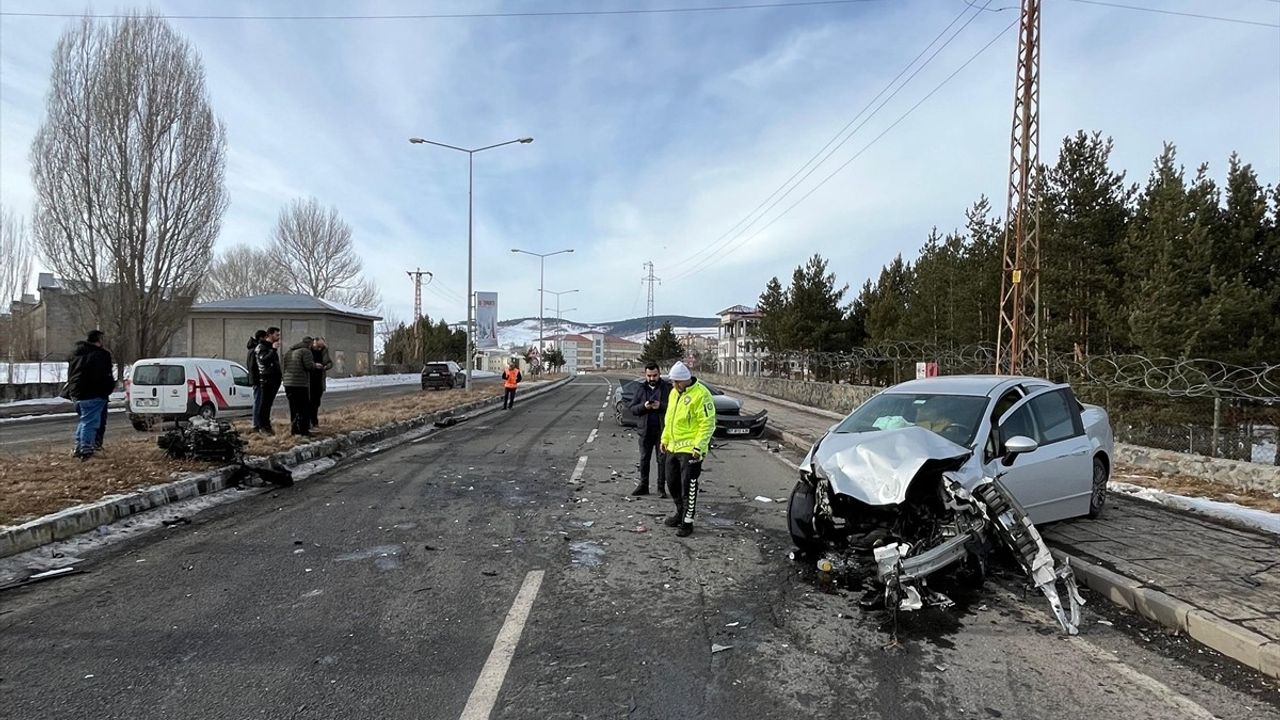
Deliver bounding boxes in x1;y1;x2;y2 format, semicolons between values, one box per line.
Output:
715;409;768;438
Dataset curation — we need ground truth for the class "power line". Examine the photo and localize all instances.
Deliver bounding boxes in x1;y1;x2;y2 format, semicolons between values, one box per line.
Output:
669;15;1019;282
666;2;1002;282
659;2;985;276
1064;0;1280;28
0;0;890;22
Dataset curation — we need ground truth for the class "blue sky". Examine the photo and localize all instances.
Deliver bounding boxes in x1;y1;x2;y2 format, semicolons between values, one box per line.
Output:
2;0;1277;328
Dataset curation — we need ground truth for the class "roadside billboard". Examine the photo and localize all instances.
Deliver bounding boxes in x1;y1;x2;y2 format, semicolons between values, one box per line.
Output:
476;292;499;349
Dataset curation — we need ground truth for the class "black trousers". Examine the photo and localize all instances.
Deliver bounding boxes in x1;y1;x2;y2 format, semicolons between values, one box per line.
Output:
309;377;324;426
503;388;516;408
664;452;703;524
637;434;666;489
257;377;281;430
285;385;311;435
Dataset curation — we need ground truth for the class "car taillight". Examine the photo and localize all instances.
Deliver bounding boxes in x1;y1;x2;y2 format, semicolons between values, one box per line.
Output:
187;379;196;398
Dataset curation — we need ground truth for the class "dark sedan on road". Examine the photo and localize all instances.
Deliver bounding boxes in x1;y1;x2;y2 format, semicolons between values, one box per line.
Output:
421;361;466;390
613;377;768;438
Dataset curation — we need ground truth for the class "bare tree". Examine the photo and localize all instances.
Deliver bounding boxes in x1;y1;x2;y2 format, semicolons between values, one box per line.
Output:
30;12;227;363
200;244;289;302
268;197;381;309
0;206;35;307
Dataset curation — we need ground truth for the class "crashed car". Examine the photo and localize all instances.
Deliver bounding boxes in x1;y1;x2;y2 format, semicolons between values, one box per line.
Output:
613;378;768;438
788;375;1113;634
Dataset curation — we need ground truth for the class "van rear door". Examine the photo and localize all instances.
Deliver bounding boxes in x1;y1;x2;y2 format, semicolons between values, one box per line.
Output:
130;363;188;415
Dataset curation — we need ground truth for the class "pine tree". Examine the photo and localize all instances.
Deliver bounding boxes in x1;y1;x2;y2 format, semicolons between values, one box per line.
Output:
786;254;849;352
640;321;686;366
755;276;790;353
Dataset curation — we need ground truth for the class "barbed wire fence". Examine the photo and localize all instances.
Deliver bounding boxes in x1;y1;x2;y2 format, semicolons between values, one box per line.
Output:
745;343;1280;465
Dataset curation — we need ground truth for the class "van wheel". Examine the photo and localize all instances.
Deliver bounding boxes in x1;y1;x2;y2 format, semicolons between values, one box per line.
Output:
199;402;216;420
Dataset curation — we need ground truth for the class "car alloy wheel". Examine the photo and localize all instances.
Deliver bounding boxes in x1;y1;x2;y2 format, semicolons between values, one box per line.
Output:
1088;457;1108;518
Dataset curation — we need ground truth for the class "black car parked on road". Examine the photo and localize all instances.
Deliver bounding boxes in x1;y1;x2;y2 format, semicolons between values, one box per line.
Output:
421;361;466;390
613;377;768;438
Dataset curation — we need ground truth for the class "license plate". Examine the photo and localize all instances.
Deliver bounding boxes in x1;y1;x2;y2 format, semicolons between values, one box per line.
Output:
135;398;159;408
727;428;750;435
428;373;441;377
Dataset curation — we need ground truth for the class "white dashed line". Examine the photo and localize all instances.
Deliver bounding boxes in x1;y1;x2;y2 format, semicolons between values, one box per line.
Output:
597;411;604;422
570;455;589;482
457;570;546;720
587;428;598;443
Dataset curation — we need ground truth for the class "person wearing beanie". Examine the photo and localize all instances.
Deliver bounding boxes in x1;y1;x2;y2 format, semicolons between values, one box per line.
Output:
660;361;716;537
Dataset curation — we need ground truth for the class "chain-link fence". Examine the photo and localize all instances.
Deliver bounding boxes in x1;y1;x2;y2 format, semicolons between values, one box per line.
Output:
752;343;1280;465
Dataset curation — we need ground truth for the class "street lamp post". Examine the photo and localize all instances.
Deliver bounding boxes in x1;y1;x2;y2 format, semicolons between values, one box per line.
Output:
409;135;533;390
544;288;579;352
510;248;573;360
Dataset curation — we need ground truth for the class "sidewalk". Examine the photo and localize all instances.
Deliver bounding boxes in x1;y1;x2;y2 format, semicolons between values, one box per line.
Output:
728;384;1280;679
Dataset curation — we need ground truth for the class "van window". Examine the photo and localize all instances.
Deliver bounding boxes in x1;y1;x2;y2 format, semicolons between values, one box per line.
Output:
133;365;185;386
231;366;252;387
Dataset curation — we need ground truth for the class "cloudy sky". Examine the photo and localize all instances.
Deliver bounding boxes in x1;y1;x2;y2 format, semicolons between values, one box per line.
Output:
1;0;1277;327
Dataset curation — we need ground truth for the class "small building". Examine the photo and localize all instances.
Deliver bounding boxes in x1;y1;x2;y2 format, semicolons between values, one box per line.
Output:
185;294;379;377
559;332;642;373
717;305;765;376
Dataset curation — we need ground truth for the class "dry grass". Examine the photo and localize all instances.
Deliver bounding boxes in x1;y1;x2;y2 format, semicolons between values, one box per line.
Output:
0;381;543;526
1114;463;1280;514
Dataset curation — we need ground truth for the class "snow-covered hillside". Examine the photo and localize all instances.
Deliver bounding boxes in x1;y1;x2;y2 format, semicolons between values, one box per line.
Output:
621;327;720;344
497;318;608;348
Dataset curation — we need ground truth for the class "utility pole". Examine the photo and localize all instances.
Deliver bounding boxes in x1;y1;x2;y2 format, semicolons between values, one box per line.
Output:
642;261;661;338
406;268;433;361
996;0;1042;376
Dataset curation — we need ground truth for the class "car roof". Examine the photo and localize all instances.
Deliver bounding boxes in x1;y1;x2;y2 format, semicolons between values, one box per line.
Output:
885;374;1039;397
134;357;236;364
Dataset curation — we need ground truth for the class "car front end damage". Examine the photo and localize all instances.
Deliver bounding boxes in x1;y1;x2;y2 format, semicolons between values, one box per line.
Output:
791;426;1084;635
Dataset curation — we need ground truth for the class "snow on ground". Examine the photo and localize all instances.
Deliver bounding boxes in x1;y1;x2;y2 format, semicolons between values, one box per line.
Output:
1109;480;1280;537
325;373;421;391
0;363;69;384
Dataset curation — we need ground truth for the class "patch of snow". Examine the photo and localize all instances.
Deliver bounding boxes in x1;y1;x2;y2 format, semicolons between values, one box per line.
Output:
1109;480;1280;537
0;397;73;408
325;373;420;392
0;362;70;384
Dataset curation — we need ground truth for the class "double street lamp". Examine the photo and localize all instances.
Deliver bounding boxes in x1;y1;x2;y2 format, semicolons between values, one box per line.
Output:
544;288;579;352
510;248;573;360
409;135;533;390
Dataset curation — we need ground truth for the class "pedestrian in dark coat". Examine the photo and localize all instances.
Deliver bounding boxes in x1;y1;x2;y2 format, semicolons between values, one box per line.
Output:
308;337;333;429
247;330;266;430
281;336;314;436
629;362;673;497
254;327;282;435
66;329;115;460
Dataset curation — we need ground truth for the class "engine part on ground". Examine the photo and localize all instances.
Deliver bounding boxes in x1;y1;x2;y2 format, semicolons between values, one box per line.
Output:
158;418;245;462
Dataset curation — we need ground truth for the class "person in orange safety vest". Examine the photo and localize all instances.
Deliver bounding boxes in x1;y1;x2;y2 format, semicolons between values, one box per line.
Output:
502;360;523;410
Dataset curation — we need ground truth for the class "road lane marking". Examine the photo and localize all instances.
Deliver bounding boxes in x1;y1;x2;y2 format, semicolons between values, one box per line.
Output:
601;401;608;408
597;411;604;422
457;570;546;720
1067;637;1218;720
571;455;588;482
587;429;598;443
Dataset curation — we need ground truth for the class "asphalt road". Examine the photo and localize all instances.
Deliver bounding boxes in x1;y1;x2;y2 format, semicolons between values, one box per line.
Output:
0;380;490;454
1;376;1276;719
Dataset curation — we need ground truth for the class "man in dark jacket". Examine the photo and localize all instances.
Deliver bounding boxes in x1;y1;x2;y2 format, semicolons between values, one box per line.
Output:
308;336;333;429
629;362;673;497
247;329;266;431
66;330;115;460
254;327;282;435
281;336;314;436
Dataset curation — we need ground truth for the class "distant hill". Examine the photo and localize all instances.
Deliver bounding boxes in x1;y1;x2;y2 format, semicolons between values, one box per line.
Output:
496;314;718;348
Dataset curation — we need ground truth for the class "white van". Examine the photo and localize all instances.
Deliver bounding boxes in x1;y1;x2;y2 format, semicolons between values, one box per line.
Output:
127;358;255;430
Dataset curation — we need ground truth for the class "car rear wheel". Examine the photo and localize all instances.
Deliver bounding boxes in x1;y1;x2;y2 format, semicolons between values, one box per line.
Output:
1088;456;1108;518
199;402;216;420
787;481;822;553
130;415;156;432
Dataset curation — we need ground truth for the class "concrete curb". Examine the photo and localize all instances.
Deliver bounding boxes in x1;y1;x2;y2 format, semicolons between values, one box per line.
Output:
0;377;575;559
761;417;1280;680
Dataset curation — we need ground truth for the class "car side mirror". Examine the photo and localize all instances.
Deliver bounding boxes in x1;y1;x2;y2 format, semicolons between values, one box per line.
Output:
1001;434;1038;466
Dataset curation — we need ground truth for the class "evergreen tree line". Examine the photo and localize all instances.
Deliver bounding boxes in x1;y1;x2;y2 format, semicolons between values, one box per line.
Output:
755;132;1279;368
380;315;468;367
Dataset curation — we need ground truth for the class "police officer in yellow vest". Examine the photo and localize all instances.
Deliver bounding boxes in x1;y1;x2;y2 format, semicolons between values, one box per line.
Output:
660;361;716;537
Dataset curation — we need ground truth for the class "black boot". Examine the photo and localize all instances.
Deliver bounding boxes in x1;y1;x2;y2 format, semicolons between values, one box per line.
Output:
676;522;694;537
663;514;682;528
630;484;650;496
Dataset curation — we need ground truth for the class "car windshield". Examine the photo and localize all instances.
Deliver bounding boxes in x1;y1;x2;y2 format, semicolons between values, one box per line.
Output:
834;393;989;446
424;364;450;372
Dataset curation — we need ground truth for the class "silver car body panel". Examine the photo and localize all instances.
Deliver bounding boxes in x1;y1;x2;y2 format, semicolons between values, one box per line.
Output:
810;425;974;506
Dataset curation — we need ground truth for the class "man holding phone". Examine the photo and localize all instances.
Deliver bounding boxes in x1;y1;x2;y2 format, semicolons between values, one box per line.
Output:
628;362;672;497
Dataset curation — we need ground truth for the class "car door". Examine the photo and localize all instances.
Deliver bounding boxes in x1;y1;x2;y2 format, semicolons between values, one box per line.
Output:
229;364;255;413
989;384;1093;524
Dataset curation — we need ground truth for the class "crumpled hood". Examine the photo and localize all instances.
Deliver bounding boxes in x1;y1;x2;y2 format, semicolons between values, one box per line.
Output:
809;425;972;506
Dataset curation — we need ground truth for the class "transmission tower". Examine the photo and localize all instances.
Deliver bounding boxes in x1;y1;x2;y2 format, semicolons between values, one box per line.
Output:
996;0;1042;376
642;261;661;338
406;268;433;322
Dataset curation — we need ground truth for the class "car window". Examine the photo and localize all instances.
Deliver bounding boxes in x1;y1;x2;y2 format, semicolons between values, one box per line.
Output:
231;366;252;387
835;393;988;446
1028;389;1082;444
133;364;185;386
424;363;449;372
621;380;641;396
999;403;1037;443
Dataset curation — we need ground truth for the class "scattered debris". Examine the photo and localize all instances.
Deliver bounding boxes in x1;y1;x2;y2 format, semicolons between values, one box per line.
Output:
424;544;440;551
0;566;85;592
753;496;774;503
481;570;499;577
161;516;191;527
631;526;649;533
725;621;740;628
711;644;732;654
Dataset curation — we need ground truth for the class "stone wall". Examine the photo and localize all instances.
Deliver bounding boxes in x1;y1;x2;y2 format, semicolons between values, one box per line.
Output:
700;372;878;416
1115;443;1280;494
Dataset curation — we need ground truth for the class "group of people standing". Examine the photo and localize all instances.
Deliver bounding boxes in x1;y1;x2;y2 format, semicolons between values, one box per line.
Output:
246;328;332;436
628;361;716;538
